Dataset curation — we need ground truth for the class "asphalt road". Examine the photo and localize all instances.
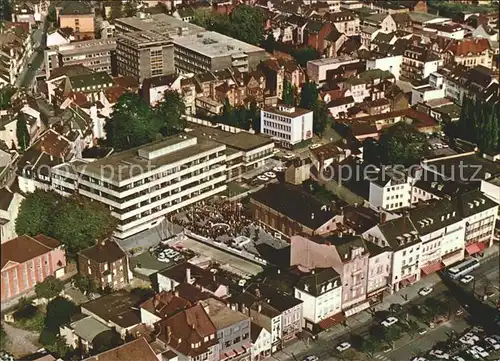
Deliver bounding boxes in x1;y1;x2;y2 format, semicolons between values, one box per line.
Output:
288;256;500;361
16;17;47;89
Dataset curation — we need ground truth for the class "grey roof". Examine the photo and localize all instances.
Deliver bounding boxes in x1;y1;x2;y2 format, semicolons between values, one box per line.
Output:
250;183;338;231
295;268;340;297
0;187;14;211
377;216;420;250
200;298;248;330
458;190;498;218
71;316;111;343
408;198;462;236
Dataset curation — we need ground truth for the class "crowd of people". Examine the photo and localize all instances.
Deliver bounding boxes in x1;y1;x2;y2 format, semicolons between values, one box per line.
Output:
170;200;254;241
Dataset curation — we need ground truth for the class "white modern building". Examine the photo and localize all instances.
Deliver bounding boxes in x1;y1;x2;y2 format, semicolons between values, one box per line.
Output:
294;268;342;330
411;72;446;106
306;56;359;83
366;54;403;81
55;134;227;239
481;176;500;205
368;169;412;211
261;105;313;148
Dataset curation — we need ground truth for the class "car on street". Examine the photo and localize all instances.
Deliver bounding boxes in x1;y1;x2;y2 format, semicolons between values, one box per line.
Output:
411;358;428;361
336;342;351;352
460;275;474;284
382;345;392;353
429;350;450;359
381;317;399;327
460;333;479;345
418;328;427;335
418;287;434;296
452;357;465;361
303;356;318;361
485;337;500;350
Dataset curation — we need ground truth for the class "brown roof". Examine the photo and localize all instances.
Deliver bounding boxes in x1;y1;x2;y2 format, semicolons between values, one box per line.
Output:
32;129;72;159
1;234;61;270
175;282;213;303
158;262;228;293
48;64;92;80
113;76;139;90
140;291;191;319
445;38;490;56
158;304;217;357
78;240;126;264
104;86;127;104
310;142;342;160
83;337;158;361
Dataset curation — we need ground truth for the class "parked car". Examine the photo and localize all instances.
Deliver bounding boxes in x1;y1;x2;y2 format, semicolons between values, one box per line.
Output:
336;342;351;352
381;317;399;327
418;287;434;296
429;350;450;359
460;275;474;284
485;337;500;350
418;328;427;335
382;345;392;353
303;356;318;361
471;345;489;358
452;356;465;361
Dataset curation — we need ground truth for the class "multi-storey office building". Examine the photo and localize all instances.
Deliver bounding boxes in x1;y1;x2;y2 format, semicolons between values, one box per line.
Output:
173;31;267;74
54;135;227;239
116;31;174;83
45;38;117;78
260;105;313;148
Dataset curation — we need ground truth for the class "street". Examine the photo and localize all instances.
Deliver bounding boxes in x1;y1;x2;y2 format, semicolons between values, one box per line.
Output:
276;252;499;361
15;16;47;89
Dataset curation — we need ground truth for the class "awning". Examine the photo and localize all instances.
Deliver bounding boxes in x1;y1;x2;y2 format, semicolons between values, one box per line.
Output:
400;274;416;287
466;243;482;255
233;347;245;355
421;261;443;275
442;251;464;267
225;350;236;357
318;313;345;330
242;342;252;350
344;301;370;317
367;285;388;298
477;242;487;251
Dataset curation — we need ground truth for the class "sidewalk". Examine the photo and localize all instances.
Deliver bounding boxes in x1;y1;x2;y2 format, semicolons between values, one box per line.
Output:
274;244;499;360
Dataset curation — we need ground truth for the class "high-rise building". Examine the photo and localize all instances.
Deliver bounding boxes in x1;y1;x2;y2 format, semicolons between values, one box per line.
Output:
116;31;174;83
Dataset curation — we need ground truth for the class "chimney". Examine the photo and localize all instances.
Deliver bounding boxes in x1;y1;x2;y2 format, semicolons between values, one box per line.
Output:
255;288;261;298
380;212;387;224
167;325;172;344
186;268;192;284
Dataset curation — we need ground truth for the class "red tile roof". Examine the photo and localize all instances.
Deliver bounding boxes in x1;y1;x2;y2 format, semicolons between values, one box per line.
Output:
83;337;158;361
1;234;61;270
140;291;191;319
445;38;490;56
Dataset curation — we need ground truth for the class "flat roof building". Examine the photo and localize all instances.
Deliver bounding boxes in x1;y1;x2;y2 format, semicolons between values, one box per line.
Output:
54;134;227;239
173;31;267;74
261;105;313;148
116;31;174;82
306;56;360;83
45;38;117;78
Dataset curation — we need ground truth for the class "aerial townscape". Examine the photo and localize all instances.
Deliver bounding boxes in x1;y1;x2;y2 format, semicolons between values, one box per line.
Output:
0;0;500;361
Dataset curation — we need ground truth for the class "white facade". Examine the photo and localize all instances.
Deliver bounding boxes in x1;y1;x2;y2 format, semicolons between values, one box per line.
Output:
411;73;446;106
306;56;359;83
480;178;500;205
55;135;227;239
366;55;402;80
46;31;70;48
294;278;342;324
369;179;412;211
261;105;313;147
0;190;24;243
251;326;271;361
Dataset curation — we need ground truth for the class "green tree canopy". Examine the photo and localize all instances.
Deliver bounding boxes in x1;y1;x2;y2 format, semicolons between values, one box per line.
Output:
299;81;319;110
0;325;7;350
73;275;97;295
0;87;15;110
123;0;138;17
262;32;277;53
16;191;117;254
44;297;77;332
282;78;294;106
378;122;428;167
291;47;320;67
35;276;64;300
192;5;264;45
16;114;30;151
312;101;329;137
105;92;186;151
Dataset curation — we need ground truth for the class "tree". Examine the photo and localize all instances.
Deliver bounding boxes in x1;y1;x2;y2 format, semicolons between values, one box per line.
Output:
44;297;77;332
156;91;186;136
16;190;60;237
228;5;264;45
363;138;383;165
16;114;30;151
312;101;329;136
299;81;319;110
16;191;116;254
262;32;276;53
35;276;64;300
220;98;234;126
0;87;15;110
59;27;73;38
104;93;160;151
248;100;260;133
291;47;320;67
282;78;294;106
123;0;137;17
73;275;97;295
360;337;380;357
378;122;428;166
45;335;71;359
108;2;123;19
92;330;122;354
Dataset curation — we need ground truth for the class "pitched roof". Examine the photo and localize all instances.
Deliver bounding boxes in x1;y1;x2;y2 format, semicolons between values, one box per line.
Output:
457;189;498;218
158;304;217;357
200;298;248;329
140;291;191;319
69;71;115;91
83;337;158;361
48;64;92;80
1;235;61;270
250;183;338;230
59;1;92;16
295;267;340;297
158;262;229;293
444;38;490;56
78;240;126;264
408;198;461;236
244;283;303;312
81;291;142;328
377;216;420;250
